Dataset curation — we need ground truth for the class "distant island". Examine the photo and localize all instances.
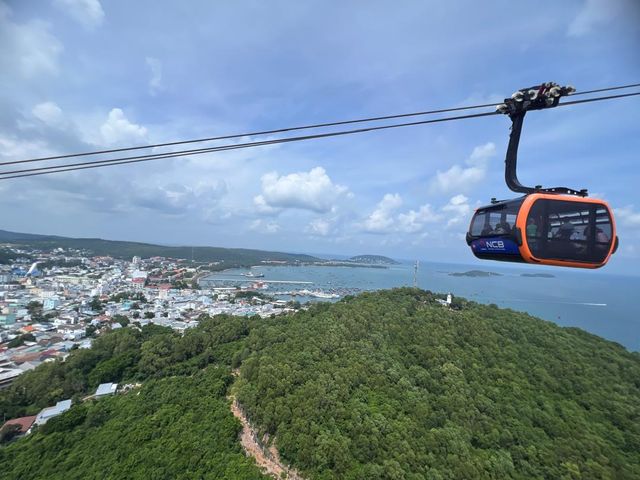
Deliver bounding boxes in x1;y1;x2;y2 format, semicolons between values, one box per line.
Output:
346;255;399;265
521;273;555;278
0;229;318;269
449;270;503;277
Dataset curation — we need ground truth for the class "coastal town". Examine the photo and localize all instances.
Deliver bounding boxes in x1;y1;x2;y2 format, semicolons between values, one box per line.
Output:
0;243;300;396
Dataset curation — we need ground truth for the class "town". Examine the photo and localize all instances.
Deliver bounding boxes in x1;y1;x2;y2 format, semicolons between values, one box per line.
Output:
0;243;298;400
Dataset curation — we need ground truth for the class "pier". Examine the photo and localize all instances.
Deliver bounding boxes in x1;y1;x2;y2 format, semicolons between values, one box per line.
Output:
200;277;313;285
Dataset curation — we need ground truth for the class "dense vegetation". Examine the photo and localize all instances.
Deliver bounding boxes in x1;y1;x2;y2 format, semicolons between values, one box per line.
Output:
0;228;318;265
0;317;267;479
347;255;400;265
2;289;639;479
0;247;26;264
236;289;640;479
0;318;253;420
0;368;265;480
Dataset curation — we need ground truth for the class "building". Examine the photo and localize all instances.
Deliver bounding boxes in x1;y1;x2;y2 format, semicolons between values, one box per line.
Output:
1;415;37;438
436;294;453;307
0;313;17;325
0;366;24;389
43;297;61;311
95;382;118;397
35;399;72;426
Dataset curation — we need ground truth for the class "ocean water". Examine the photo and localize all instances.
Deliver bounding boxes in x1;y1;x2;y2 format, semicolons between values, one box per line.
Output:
201;262;640;352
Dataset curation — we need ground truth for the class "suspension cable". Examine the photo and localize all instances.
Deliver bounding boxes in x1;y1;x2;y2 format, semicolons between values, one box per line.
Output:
2;82;638;168
0;111;500;179
0;103;500;167
0;90;638;181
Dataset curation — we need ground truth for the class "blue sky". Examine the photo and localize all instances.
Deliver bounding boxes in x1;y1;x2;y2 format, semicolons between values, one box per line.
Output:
0;0;639;273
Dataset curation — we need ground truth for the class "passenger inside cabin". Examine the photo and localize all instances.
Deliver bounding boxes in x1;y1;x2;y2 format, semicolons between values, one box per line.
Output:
554;221;574;240
495;219;511;234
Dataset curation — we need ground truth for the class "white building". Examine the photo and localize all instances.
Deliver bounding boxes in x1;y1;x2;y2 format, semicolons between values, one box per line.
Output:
95;382;118;397
35;399;72;426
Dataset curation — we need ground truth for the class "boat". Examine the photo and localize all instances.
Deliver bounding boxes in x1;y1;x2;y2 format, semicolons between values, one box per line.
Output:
241;272;265;278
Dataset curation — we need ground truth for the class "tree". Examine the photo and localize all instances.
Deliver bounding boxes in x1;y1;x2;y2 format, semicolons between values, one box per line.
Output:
112;315;129;327
144;312;155;319
85;324;97;337
26;301;42;315
7;333;35;348
0;423;22;444
89;296;103;313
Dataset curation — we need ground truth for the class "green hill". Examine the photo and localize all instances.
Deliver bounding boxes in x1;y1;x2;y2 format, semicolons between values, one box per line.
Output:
347;255;400;265
0;229;318;265
236;290;640;479
1;290;639;479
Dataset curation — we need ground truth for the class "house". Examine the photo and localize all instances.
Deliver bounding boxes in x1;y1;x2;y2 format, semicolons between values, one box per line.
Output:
0;366;23;389
1;415;37;437
95;382;118;397
43;297;61;311
35;399;72;426
17;361;41;372
436;294;453;307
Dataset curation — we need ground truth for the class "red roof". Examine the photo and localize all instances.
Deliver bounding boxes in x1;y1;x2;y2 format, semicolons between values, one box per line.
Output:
2;415;36;434
11;351;42;363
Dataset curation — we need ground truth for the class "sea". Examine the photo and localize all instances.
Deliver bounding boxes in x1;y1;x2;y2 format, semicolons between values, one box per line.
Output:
200;261;640;352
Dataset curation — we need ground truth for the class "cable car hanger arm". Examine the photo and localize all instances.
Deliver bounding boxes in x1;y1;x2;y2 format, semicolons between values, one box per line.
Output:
497;82;588;197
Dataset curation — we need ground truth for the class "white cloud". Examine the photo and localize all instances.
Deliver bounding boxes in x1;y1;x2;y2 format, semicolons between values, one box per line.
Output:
249;219;280;234
253;194;280;215
362;193;402;233
0;5;63;78
307;218;332;236
53;0;104;30
146;57;162;95
469;142;496;164
431;142;496;194
442;194;472;228
616;205;640;227
362;194;441;234
397;204;441;233
32;101;64;127
254;167;350;213
129;181;226;215
567;0;629;37
99;108;148;146
0;134;52;162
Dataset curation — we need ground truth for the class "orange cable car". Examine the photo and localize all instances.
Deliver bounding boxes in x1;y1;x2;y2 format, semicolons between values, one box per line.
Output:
466;83;618;269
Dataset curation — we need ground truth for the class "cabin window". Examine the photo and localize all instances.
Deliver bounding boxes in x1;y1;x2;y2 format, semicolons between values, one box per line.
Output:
470;200;522;237
526;199;612;263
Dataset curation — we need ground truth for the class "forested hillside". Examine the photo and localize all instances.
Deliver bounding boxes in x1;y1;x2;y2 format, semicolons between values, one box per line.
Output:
1;289;639;479
2;369;265;480
0;229;318;265
236;290;640;479
0;320;268;480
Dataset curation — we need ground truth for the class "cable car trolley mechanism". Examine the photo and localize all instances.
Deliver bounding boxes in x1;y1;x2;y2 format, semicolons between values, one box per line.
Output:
466;82;618;269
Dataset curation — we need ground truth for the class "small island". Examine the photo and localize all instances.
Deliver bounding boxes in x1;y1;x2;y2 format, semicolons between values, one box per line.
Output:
449;270;503;277
521;273;555;278
347;255;400;265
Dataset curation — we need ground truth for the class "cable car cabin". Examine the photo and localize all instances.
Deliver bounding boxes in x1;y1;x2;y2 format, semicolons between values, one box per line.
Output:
466;193;618;269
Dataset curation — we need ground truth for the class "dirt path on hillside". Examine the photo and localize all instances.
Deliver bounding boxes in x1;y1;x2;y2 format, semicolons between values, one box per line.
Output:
229;393;305;480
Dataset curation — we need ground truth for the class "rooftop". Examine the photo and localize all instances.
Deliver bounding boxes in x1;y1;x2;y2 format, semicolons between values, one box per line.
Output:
1;415;36;434
95;382;118;396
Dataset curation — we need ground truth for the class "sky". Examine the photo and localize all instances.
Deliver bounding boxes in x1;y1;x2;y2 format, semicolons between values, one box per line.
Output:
0;0;639;273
